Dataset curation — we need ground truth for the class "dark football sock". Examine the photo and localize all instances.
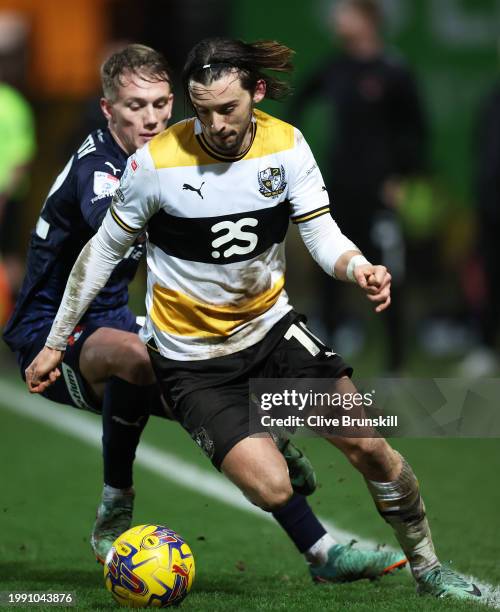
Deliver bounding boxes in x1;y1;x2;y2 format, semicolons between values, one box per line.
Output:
272;493;327;553
102;376;150;489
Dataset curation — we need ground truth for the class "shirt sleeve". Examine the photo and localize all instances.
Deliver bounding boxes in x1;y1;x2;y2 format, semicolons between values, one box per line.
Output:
288;129;359;276
297;214;358;277
107;144;160;235
76;157;122;231
288;128;331;225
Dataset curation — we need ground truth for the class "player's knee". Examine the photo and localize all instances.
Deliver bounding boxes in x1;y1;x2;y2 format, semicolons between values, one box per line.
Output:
337;437;387;470
120;339;155;386
248;474;293;512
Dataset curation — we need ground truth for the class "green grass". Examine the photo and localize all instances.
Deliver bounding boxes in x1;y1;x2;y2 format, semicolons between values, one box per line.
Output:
0;376;498;611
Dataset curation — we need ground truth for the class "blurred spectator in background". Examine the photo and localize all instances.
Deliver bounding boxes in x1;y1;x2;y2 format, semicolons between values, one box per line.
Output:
291;0;427;372
0;11;36;326
459;82;500;376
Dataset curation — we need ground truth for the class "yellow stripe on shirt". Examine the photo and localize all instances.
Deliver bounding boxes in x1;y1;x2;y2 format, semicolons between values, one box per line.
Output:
149;110;295;169
110;206;139;234
291;206;330;225
150;276;285;338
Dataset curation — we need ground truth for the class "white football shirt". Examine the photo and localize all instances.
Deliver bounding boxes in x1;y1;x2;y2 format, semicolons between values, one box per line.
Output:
108;110;340;360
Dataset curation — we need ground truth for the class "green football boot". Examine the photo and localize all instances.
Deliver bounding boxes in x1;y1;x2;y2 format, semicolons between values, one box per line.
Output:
276;437;317;497
310;541;407;583
90;491;134;564
416;566;482;600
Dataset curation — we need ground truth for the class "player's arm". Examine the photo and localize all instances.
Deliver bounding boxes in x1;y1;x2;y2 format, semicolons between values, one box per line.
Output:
77;157;123;231
289;130;391;313
25;149;159;393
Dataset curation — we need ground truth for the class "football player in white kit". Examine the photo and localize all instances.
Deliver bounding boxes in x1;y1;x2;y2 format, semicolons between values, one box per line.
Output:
26;37;480;600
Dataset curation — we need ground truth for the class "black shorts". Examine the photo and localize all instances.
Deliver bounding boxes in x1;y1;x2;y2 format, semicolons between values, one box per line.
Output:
18;317;139;413
148;311;352;470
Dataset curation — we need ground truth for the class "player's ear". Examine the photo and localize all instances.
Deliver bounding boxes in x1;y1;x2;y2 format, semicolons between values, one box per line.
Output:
253;79;266;104
100;97;113;122
165;93;174;122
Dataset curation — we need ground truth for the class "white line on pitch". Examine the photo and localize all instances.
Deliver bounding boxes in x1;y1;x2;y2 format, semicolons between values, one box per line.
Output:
0;378;498;608
0;379;368;543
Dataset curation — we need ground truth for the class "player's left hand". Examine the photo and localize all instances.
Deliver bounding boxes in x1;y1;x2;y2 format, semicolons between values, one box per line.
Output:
25;346;64;394
353;264;392;313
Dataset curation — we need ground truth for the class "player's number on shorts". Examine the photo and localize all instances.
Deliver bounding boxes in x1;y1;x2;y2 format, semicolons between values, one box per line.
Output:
284;323;321;356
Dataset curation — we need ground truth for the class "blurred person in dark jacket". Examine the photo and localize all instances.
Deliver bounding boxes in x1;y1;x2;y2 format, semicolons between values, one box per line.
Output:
291;0;427;372
459;83;500;376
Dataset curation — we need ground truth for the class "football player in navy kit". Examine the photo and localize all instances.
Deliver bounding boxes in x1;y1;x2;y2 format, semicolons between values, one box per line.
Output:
3;44;174;561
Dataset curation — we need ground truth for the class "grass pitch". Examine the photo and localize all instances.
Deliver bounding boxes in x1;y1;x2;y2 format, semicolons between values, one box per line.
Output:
0;376;498;611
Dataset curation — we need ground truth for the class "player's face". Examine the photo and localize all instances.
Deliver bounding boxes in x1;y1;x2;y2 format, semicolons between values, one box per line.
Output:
332;5;375;46
101;70;173;154
189;71;265;156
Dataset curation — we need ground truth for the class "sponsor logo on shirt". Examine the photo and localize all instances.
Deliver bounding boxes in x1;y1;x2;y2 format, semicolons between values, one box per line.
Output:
93;171;120;197
210;218;258;259
90;192;112;204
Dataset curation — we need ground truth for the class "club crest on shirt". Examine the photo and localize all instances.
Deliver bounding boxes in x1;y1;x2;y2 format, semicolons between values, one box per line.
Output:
258;165;286;198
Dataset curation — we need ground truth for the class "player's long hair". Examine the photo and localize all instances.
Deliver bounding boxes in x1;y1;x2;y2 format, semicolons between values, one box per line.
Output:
182;38;294;102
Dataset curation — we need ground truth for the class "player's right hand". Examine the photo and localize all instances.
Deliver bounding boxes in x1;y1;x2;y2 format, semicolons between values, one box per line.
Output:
353;263;392;313
25;346;64;394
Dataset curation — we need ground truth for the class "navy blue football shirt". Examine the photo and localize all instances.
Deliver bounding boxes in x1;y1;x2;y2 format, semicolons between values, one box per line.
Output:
3;128;144;351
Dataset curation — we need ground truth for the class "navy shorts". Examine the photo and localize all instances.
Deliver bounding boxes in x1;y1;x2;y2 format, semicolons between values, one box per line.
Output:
148;311;352;470
18;316;139;413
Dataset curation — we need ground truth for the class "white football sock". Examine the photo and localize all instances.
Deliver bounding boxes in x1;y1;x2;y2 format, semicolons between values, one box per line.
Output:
366;455;440;579
305;532;337;566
